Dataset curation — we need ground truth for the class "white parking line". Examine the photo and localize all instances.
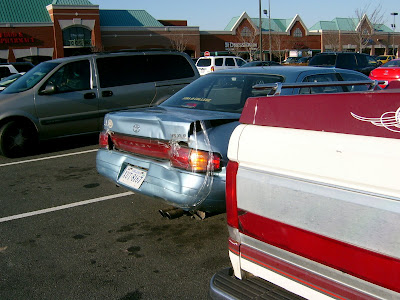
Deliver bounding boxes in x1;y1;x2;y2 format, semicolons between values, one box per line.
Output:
0;191;134;223
0;149;98;167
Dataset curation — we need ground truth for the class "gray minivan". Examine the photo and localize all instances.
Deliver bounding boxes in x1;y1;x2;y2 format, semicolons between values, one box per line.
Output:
0;50;199;157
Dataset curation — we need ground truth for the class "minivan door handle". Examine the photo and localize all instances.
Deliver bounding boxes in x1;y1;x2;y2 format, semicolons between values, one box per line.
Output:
102;90;113;97
84;92;96;99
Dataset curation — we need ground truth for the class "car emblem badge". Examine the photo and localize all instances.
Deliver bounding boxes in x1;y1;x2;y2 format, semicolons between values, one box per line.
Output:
107;119;113;129
133;124;140;133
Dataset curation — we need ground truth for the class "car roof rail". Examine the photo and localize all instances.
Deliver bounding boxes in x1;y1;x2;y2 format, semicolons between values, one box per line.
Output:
252;80;385;96
95;49;179;55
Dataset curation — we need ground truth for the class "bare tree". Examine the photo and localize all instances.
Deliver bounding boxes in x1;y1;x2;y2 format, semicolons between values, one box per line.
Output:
169;33;188;52
323;31;341;52
353;4;386;53
271;34;286;63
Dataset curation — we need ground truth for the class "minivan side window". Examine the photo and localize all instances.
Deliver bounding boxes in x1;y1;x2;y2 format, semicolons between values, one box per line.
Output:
97;54;195;88
225;58;235;66
45;60;91;93
215;58;223;66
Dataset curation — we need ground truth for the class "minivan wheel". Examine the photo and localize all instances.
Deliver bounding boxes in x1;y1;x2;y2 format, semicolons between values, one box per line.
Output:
0;120;38;158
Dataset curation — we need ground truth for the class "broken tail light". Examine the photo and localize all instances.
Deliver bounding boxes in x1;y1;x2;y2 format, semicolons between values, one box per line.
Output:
99;131;221;173
170;147;221;173
99;131;110;149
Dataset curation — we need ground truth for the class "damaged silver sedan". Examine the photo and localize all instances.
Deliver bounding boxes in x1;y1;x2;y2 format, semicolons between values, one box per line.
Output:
96;66;373;217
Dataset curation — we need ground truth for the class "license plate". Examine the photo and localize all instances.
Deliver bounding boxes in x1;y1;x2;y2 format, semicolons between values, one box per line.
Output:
118;165;147;189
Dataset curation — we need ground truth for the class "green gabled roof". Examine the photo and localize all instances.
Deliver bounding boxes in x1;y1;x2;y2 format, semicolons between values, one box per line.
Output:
225;16;292;32
0;0;53;23
310;17;393;33
224;17;240;31
51;0;94;4
0;0;95;23
251;18;291;32
99;10;163;27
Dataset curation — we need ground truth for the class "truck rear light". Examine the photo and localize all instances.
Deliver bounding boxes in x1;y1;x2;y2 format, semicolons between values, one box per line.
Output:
226;160;239;229
211;66;215;72
170;147;221;172
99;131;109;149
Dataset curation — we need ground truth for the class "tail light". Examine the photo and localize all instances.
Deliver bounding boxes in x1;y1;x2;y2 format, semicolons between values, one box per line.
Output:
211;66;215;72
100;131;221;173
170;147;221;172
99;131;109;149
226;161;239;229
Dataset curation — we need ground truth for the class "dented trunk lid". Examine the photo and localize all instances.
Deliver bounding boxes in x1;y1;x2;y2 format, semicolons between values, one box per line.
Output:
103;106;240;143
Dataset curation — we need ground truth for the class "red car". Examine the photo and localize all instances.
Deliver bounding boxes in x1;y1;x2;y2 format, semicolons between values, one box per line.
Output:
369;58;400;88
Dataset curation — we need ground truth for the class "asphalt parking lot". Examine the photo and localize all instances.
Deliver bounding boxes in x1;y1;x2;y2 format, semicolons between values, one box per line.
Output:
0;136;229;300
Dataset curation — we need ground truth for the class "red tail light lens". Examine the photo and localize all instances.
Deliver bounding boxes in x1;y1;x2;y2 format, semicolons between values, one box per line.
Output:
211;66;215;72
102;132;222;173
111;134;170;159
170;147;221;173
226;161;239;229
99;131;109;149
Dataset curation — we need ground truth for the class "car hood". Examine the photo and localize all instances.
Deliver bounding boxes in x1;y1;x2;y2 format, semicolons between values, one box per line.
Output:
103;106;240;143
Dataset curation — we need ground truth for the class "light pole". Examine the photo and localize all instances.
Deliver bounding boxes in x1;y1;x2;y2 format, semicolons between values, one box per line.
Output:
259;0;262;60
391;12;398;56
268;0;272;61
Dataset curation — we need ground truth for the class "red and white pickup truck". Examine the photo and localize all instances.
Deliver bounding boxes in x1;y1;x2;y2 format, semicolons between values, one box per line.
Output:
210;85;400;299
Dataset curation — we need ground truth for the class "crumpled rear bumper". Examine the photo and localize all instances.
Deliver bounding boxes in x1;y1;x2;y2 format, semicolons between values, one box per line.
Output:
96;149;226;213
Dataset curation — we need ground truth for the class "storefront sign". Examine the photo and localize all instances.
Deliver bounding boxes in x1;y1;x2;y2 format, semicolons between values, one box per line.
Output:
225;42;257;49
0;32;35;44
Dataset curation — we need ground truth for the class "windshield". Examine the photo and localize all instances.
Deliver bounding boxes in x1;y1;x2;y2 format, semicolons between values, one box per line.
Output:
0;73;23;87
3;62;59;94
383;60;400;67
161;73;284;113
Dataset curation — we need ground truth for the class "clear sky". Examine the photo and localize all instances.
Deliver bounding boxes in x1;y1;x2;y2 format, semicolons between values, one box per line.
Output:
90;0;399;31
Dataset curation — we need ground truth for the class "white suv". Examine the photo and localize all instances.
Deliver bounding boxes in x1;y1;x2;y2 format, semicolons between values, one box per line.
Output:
196;56;246;76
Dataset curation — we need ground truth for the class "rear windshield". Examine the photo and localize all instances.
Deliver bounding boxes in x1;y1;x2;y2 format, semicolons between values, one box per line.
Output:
309;54;337;66
196;58;211;67
161;73;284;113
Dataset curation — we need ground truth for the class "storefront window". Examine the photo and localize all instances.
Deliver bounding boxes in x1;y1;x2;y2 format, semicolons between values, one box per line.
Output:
63;26;92;47
293;28;302;38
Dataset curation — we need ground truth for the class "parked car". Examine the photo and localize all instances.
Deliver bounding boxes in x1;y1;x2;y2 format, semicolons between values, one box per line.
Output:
96;66;376;217
0;62;34;79
296;56;311;65
0;50;199;157
376;54;396;64
240;61;281;67
369;58;400;88
282;57;300;64
196;55;246;76
0;72;24;92
309;52;380;75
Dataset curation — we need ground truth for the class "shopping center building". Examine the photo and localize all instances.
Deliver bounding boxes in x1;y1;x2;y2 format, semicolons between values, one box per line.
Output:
0;0;398;64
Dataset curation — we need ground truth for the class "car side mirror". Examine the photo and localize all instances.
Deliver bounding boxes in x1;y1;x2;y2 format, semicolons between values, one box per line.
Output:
39;83;57;95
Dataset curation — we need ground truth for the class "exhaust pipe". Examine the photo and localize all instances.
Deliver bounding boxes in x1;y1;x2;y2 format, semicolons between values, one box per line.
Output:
159;208;184;219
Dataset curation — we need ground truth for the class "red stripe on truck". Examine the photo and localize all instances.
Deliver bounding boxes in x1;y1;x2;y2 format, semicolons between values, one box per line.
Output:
238;210;400;293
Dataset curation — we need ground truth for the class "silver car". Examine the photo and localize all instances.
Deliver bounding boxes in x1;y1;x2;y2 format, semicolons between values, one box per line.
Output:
0;50;199;157
96;66;374;217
